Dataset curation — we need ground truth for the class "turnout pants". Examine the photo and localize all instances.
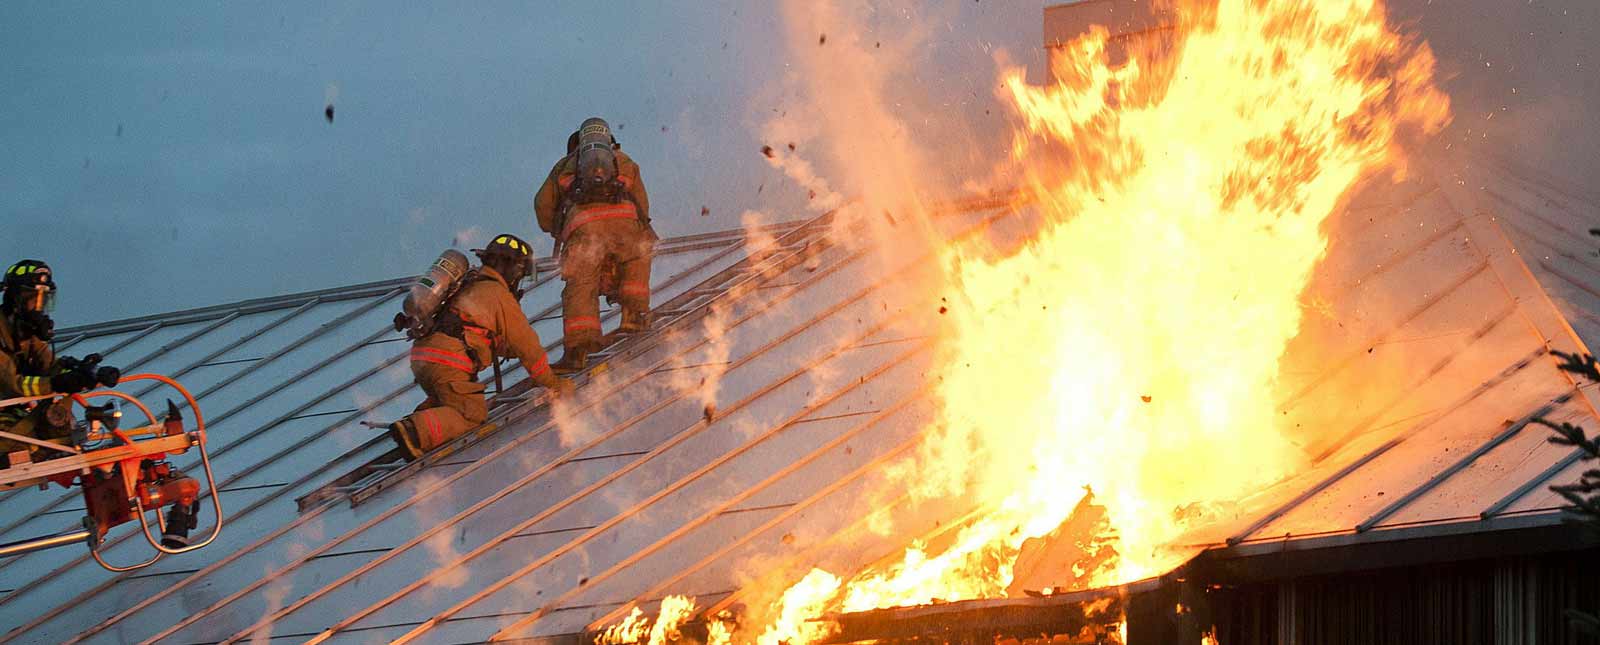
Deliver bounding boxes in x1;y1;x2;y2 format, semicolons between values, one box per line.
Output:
561;218;653;353
400;360;488;453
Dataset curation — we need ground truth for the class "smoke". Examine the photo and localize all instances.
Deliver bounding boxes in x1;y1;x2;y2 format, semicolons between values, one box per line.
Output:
342;358;413;441
739;210;782;258
249;519;324;645
654;210;800;426
424;525;471;590
545;383;591;450
680;1;989;635
669;297;734;421
679;1;1459;641
406;470;473;594
773;3;931;201
452;225;486;249
744;3;1045;354
1385;0;1600;197
250;569;293;645
755;123;845;213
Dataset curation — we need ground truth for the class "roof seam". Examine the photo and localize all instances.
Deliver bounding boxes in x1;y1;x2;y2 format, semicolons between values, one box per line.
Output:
53;226;796;338
1481;446;1592;518
1283;258;1490;409
0;297;329;562
1353;393;1574;532
311;305;927;645
349;221;833;504
488;377;930;641
37;229;767;643
1226;342;1549;545
132;228;817;643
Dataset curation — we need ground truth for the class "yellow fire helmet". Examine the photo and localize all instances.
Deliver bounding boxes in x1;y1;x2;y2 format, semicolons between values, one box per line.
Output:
474;234;535;282
2;259;55;313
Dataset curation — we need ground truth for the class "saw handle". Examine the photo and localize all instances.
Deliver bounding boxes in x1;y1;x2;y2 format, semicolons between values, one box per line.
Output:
117;374;222;555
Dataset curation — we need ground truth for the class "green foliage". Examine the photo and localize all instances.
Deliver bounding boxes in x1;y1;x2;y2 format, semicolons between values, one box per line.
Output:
1536;348;1600;636
1533;350;1600;635
1552;349;1600;382
1528;418;1600;523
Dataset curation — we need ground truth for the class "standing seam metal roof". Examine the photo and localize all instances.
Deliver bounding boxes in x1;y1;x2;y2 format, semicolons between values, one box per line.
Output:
0;161;1593;643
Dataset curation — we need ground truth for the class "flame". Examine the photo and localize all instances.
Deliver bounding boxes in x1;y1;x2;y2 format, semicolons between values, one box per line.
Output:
595;607;650;645
837;0;1449;612
755;569;841;645
648;596;698;645
597;0;1448;641
594;596;700;645
707;618;734;645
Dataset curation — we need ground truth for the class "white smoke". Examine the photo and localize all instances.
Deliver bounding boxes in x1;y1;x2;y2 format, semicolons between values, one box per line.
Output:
452;225;486;249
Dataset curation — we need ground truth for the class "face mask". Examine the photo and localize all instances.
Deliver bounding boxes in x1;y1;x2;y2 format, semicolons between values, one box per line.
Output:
13;309;54;342
28;288;55;314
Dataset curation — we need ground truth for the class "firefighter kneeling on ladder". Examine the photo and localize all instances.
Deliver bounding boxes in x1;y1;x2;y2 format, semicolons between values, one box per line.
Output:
535;116;657;373
388;234;573;460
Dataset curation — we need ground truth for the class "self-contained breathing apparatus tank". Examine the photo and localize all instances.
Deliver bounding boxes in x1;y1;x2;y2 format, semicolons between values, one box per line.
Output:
571;117;622;205
393;249;472;339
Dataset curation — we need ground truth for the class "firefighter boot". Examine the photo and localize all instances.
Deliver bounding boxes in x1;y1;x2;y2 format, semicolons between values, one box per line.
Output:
618;309;651;335
161;500;200;549
550;347;589;375
548;377;577;399
388;418;424;460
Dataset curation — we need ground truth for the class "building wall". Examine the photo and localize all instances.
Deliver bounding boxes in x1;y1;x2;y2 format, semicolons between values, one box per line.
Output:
1208;549;1600;645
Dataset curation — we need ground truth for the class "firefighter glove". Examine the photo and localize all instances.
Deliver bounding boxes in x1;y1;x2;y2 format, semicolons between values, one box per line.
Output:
49;370;97;394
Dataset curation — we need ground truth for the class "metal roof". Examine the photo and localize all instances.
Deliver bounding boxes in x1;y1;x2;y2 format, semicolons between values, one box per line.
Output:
1222;154;1600;542
1002;154;1600;596
0;156;1593;644
800;157;1600;644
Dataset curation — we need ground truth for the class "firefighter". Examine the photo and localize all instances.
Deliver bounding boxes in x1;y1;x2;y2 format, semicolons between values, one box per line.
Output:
0;261;201;546
534;116;656;373
0;260;107;461
387;234;573;459
0;261;204;545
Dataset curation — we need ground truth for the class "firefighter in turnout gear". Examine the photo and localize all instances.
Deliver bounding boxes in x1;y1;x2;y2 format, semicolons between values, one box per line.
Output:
387;234;572;460
535;116;655;374
0;260;121;464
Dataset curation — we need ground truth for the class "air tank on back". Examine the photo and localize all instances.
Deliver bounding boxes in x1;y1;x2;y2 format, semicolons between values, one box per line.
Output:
572;117;619;202
396;249;471;339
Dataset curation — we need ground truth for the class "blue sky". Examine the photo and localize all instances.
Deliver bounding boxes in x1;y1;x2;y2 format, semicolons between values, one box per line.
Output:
2;1;1594;325
0;2;1041;324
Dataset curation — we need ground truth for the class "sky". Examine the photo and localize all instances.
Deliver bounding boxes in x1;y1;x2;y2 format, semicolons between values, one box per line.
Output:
2;1;1595;326
0;1;1041;325
1387;0;1600;187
